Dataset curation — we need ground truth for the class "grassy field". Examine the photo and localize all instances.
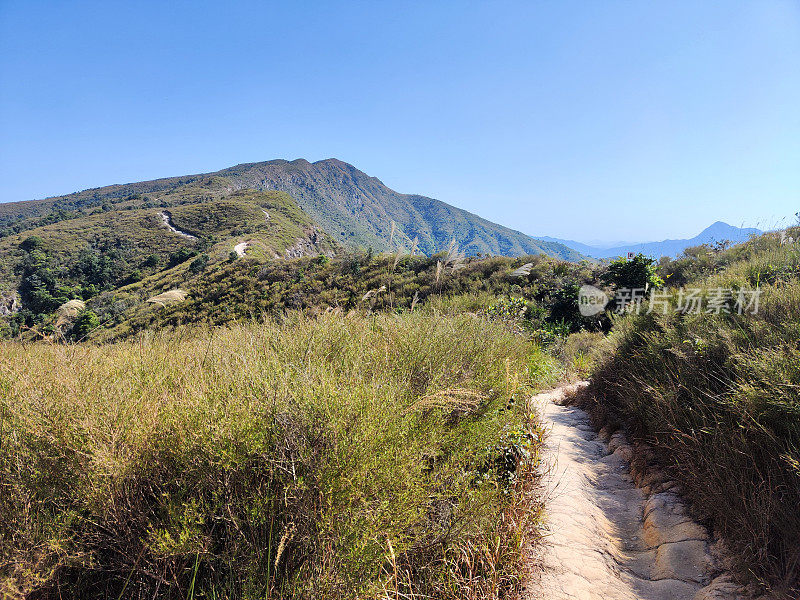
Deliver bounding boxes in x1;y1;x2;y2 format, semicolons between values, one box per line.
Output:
590;229;800;595
0;311;558;599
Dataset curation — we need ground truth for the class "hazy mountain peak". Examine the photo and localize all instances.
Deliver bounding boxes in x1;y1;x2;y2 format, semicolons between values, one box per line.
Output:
699;221;757;238
543;221;762;259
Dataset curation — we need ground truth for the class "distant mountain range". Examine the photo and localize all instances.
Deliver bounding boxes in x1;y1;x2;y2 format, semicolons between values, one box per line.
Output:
539;221;762;259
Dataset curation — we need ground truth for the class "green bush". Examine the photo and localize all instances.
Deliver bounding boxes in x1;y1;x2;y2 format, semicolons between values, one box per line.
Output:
68;309;100;341
168;248;198;267
601;253;663;290
189;254;210;274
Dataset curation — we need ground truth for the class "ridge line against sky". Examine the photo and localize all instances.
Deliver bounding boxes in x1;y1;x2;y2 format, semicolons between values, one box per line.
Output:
1;0;798;241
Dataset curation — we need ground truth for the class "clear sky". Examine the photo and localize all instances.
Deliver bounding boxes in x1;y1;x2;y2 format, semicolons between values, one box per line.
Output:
1;1;798;243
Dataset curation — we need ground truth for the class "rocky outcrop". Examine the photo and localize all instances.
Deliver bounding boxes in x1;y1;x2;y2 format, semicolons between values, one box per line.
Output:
285;228;334;259
0;291;20;316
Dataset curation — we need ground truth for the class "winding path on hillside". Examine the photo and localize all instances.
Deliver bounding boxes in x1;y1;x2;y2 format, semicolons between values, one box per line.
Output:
524;383;748;600
159;211;197;240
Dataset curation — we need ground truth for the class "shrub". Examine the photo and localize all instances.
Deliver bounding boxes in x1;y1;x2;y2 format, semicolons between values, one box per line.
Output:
601;253;663;290
168;248;198;267
68;309;100;340
144;254;160;268
0;312;553;599
19;236;44;252
189;254;210;273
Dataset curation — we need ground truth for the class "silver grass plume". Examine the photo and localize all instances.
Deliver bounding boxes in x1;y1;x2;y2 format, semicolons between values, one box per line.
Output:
147;289;187;307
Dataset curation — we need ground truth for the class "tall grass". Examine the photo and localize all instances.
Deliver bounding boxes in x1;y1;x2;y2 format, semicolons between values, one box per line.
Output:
590;230;800;595
0;311;552;599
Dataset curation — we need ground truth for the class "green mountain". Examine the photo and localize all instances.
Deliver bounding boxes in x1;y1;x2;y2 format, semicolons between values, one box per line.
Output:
0;159;585;334
1;158;584;261
0;178;337;325
217;159;583;259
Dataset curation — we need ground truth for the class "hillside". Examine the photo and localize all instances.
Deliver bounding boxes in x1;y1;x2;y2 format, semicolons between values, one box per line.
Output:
88;252;600;341
0;179;336;332
0;159;585;261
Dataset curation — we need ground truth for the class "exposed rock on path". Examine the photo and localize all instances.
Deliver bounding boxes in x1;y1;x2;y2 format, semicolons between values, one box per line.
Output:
233;241;252;257
525;383;751;600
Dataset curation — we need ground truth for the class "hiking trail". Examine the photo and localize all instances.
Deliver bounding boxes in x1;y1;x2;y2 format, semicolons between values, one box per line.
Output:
233;241;252;256
524;383;752;600
159;211;197;240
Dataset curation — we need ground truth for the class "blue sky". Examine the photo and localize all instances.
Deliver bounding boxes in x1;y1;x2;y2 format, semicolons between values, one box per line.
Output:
1;1;798;242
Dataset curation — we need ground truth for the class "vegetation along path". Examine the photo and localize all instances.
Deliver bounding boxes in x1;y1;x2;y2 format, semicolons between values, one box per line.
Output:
525;383;753;600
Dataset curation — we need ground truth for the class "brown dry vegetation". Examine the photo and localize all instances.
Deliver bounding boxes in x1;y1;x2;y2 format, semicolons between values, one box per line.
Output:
0;311;557;599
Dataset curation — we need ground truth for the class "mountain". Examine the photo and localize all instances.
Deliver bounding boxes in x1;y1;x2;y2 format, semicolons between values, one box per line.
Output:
543;222;762;259
216;159;584;259
0;159;587;327
0;159;584;262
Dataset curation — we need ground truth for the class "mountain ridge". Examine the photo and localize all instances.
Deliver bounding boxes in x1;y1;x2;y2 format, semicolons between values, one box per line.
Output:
217;158;584;259
541;221;762;259
1;158;585;261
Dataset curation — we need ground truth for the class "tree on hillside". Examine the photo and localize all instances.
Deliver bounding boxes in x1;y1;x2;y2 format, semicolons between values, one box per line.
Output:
69;310;100;341
20;236;44;252
601;254;664;291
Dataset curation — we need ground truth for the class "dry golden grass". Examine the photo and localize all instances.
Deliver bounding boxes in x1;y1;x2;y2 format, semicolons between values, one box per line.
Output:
54;299;87;329
592;229;800;595
404;387;489;414
0;311;554;600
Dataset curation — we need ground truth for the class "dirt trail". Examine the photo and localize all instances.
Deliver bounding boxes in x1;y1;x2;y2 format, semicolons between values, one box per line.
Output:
159;211;197;240
525;383;747;600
